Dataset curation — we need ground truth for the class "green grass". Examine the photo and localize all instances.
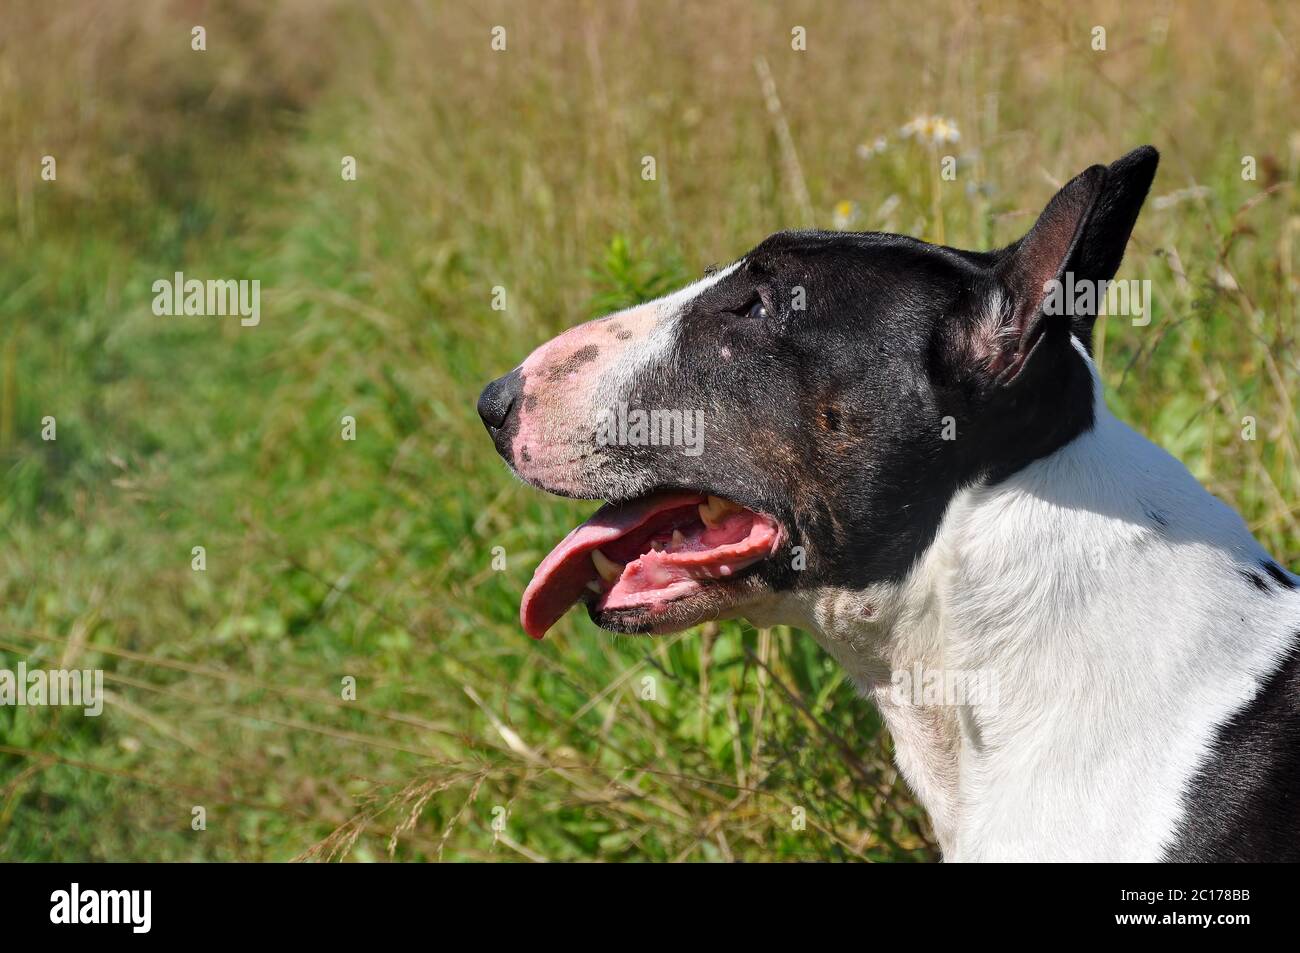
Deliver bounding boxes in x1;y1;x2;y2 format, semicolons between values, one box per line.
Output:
1;0;1296;861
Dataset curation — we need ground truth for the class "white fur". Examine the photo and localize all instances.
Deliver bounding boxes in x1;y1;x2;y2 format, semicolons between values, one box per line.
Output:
611;260;744;392
766;340;1300;861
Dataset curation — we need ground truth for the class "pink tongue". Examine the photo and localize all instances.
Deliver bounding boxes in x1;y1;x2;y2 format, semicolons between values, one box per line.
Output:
521;492;703;639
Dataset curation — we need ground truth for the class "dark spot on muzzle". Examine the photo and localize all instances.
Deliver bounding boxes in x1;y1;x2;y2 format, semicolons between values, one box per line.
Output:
547;344;601;381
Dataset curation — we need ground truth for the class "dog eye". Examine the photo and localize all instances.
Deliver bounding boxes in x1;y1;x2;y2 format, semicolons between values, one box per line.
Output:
743;298;768;320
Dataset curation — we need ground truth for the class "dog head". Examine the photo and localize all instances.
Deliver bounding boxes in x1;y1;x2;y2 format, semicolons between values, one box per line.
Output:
478;147;1158;639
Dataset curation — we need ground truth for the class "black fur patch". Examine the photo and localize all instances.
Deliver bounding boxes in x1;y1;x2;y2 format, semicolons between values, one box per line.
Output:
1240;569;1270;593
1163;637;1300;861
606;230;1099;595
1262;561;1297;591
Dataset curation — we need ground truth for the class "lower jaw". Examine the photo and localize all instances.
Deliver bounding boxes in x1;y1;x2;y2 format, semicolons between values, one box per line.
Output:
587;576;758;635
589;603;713;635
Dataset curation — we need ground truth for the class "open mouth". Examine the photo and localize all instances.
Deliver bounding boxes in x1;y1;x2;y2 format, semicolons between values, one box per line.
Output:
521;491;783;638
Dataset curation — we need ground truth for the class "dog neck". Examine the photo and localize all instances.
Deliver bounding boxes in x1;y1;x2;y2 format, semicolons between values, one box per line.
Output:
783;351;1299;860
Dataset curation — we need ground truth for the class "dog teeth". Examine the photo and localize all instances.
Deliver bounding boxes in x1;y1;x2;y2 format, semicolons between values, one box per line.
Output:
586;580;603;594
591;548;625;583
650;540;665;552
671;529;686;551
698;495;741;529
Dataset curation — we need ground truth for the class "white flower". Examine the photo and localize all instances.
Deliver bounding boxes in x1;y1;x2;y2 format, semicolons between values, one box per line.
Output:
931;117;960;145
900;114;961;147
856;136;890;160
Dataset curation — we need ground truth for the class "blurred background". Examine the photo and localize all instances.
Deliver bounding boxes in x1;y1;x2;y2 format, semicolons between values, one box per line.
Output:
1;0;1296;861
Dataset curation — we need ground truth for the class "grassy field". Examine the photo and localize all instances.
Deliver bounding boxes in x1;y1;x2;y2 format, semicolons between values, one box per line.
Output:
1;0;1296;861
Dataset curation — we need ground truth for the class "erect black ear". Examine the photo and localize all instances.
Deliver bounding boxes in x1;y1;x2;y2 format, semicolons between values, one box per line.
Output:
980;146;1159;384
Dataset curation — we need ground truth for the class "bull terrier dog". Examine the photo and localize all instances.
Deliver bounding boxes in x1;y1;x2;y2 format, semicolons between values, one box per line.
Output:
478;146;1300;862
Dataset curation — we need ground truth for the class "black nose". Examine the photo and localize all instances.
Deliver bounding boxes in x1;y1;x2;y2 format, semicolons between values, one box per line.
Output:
477;369;522;432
